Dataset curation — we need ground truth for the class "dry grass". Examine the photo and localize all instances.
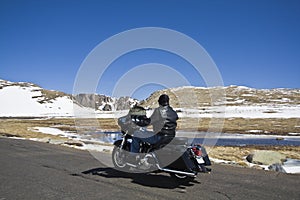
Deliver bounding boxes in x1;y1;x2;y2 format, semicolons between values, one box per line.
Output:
0;118;119;139
0;117;299;140
0;118;72;139
206;146;300;164
177;117;300;135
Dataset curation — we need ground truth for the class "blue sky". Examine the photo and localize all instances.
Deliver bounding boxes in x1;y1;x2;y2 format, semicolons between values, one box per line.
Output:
0;0;299;100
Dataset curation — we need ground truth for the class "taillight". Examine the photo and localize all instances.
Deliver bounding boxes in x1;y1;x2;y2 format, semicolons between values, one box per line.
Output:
192;146;202;156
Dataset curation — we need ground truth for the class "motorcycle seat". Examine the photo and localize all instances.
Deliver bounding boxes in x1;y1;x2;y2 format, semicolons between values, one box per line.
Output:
143;137;188;151
143;136;173;150
169;137;188;145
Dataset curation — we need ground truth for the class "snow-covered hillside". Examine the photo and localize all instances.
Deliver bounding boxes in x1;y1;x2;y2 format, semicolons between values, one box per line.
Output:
0;79;137;117
0;79;82;117
141;85;300;119
0;79;300;118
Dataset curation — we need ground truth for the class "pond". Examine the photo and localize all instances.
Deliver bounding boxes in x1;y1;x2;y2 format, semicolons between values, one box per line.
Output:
88;131;300;146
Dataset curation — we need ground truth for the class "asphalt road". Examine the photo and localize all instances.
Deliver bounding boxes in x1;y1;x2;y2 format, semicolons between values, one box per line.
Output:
0;137;299;200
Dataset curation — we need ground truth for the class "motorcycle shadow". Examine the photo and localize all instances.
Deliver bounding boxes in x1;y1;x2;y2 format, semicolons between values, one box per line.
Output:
82;167;200;189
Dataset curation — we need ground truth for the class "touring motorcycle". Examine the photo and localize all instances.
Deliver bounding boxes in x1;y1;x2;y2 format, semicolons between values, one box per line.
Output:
112;114;211;182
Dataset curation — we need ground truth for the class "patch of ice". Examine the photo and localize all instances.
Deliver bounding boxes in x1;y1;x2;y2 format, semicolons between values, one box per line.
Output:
33;127;65;136
246;162;269;170
75;143;113;152
282;159;300;174
31;127;79;139
246;130;264;133
209;157;235;164
241;94;253;97
288;133;300;136
225;99;245;104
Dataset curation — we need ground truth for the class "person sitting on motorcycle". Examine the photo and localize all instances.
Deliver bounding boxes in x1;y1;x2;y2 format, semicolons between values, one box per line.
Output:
130;94;179;154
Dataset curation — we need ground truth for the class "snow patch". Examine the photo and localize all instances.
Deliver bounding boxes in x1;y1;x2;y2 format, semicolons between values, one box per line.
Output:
288;133;300;136
31;126;114;152
246;130;264;133
282;159;300;174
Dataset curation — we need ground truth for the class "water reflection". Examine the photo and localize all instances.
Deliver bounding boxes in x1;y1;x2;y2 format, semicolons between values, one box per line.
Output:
83;131;300;146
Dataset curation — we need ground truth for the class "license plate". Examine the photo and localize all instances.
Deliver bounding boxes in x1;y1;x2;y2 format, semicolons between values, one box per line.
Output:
196;157;205;164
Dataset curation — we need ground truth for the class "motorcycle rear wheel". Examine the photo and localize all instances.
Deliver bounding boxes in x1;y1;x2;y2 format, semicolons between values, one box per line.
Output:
170;173;195;183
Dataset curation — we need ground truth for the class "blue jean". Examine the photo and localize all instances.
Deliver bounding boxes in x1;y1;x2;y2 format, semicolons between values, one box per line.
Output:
130;130;161;153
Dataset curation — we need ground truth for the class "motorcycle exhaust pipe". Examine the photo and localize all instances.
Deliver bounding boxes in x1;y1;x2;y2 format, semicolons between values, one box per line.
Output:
157;165;196;177
151;154;197;177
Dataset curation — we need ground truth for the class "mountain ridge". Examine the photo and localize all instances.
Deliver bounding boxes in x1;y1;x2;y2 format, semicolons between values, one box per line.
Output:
0;79;299;118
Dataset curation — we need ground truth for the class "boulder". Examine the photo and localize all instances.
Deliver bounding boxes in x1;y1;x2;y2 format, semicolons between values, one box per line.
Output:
268;163;286;173
246;150;286;165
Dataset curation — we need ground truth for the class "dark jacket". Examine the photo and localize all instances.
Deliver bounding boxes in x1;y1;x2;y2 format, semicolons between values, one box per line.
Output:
150;105;178;136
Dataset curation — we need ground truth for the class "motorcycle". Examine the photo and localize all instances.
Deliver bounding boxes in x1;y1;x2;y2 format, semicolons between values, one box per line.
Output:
112;115;211;182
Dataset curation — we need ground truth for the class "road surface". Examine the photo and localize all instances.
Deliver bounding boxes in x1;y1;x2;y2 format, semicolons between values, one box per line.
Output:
0;137;299;200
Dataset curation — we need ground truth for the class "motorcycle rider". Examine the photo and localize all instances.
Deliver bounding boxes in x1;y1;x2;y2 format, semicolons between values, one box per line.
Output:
130;94;179;154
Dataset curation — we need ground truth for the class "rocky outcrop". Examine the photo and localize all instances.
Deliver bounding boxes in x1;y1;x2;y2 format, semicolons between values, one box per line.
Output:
246;150;287;165
74;94;113;109
268;163;286;173
74;94;137;111
115;96;137;110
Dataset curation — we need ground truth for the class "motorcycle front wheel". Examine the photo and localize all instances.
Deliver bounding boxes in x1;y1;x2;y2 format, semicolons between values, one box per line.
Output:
112;146;128;170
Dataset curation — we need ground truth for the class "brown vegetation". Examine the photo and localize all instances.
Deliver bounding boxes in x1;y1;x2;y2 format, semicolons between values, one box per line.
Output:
0;117;299;140
206;145;300;165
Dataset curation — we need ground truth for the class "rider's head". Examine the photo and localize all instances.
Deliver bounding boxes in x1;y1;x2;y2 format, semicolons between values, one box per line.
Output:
158;94;169;106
